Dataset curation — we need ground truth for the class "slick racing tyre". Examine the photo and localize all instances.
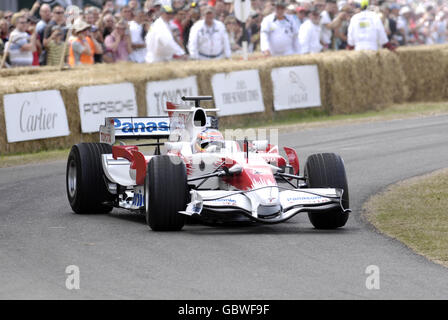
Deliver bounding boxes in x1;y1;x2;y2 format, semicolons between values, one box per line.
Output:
66;143;115;214
304;153;349;229
145;155;188;231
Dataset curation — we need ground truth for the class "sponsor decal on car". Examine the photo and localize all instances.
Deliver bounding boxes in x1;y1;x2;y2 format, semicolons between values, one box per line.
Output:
286;195;328;204
113;117;170;135
207;198;237;206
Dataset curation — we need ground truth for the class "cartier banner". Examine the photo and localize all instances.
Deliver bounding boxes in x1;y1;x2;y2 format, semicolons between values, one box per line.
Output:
3;90;70;143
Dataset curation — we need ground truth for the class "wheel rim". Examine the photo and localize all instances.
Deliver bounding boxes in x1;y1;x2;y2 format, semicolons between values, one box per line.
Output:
68;159;77;199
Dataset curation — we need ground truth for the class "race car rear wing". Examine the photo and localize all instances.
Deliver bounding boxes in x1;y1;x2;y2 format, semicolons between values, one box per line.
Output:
99;116;218;144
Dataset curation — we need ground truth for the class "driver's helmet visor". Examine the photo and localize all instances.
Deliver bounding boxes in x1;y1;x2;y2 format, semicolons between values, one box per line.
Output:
200;140;225;150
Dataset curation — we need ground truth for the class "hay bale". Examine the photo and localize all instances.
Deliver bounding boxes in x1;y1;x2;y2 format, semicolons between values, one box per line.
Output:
0;46;445;156
397;45;448;101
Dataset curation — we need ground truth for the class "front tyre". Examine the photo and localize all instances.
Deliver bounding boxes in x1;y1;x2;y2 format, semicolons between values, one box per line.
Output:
66;143;115;214
145;155;188;231
305;153;349;229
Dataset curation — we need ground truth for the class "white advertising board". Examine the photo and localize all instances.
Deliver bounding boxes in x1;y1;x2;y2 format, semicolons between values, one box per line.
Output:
271;65;321;111
146;76;198;116
3;90;70;143
78;82;138;133
211;69;265;116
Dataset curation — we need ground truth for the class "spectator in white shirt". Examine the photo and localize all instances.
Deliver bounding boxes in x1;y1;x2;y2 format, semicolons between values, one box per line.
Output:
8;15;36;67
188;6;231;60
145;5;186;63
347;0;390;51
299;8;323;54
260;1;300;56
320;0;347;50
129;10;147;63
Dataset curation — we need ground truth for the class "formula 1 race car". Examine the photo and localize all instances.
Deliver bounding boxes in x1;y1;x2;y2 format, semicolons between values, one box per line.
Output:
66;96;350;231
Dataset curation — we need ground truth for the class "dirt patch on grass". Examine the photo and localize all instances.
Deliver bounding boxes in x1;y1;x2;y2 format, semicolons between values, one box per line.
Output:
364;168;448;268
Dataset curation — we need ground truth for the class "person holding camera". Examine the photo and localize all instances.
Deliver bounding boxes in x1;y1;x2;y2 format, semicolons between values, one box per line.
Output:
45;25;66;66
104;19;133;62
68;20;102;66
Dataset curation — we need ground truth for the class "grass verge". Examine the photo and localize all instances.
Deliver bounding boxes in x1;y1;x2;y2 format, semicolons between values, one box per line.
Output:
0;148;70;168
1;101;447;168
364;168;448;268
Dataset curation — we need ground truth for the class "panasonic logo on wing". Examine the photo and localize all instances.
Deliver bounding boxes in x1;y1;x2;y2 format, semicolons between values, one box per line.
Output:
210;198;237;205
114;118;169;133
287;196;322;202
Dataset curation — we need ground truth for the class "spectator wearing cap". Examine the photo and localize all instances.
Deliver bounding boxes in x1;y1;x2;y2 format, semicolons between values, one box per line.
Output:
105;19;133;62
145;0;162;20
347;0;390;51
222;0;233;16
7;14;37;67
188;6;231;60
298;8;323;54
396;6;412;45
68;20;98;67
145;5;186;63
260;1;300;56
128;11;147;63
320;0;347;50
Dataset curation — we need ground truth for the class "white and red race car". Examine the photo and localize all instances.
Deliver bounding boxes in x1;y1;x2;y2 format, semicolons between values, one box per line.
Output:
66;96;350;231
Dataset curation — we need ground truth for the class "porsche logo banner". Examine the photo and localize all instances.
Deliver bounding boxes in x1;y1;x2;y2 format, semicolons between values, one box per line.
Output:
77;82;138;133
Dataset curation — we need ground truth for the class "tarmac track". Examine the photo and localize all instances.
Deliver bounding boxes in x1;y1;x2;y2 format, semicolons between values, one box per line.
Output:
1;114;448;299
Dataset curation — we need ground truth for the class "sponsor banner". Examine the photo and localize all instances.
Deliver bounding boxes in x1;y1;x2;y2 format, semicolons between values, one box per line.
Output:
3;90;70;143
146;76;198;116
78;82;138;133
271;65;321;111
211;69;265;116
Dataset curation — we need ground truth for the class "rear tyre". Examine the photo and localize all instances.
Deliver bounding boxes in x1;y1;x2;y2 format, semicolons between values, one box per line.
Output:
145;155;187;231
304;153;349;229
66;143;115;214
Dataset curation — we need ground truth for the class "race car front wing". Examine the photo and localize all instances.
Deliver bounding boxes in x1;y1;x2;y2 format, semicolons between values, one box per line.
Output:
180;187;351;224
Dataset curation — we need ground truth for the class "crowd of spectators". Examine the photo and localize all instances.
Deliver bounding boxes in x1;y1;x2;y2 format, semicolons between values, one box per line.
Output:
0;0;447;67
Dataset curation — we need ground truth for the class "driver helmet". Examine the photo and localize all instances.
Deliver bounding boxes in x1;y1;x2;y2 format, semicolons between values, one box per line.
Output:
194;129;224;153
